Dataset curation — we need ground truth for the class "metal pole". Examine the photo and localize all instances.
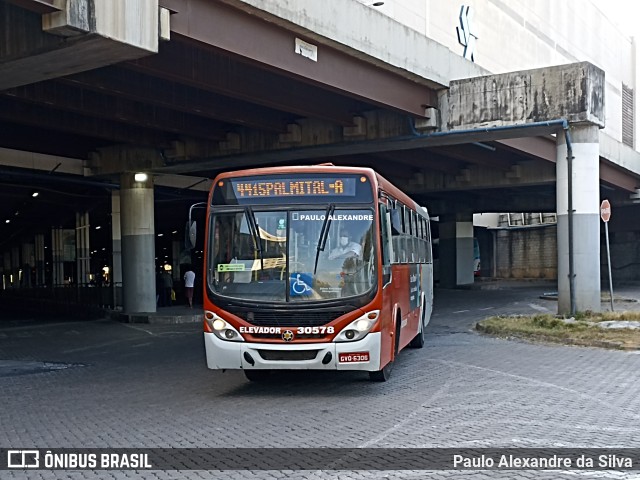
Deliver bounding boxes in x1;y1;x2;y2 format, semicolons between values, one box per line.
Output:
604;221;614;312
564;127;576;315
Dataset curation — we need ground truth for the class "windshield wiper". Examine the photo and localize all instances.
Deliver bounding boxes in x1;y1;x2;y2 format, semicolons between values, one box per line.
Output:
244;207;264;271
313;204;335;275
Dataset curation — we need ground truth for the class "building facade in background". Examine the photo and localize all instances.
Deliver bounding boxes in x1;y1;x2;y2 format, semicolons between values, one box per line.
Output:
364;0;637;150
362;0;639;281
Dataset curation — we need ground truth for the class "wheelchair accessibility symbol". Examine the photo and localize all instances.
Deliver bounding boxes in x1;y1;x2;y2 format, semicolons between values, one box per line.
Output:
290;273;312;296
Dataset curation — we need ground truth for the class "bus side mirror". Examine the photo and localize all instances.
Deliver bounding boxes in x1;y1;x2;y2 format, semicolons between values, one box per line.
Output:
186;201;207;250
185;220;197;250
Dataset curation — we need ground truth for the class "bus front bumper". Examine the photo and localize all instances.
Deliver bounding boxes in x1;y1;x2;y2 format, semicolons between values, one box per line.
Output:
204;332;382;372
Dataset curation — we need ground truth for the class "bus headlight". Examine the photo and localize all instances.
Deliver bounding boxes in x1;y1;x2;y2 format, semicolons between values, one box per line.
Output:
204;311;244;342
334;310;379;342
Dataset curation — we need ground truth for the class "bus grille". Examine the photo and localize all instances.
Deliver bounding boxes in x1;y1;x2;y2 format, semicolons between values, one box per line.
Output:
257;350;319;361
224;307;353;327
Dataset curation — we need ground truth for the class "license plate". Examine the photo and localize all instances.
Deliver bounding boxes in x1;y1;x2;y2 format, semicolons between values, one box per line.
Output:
338;352;370;363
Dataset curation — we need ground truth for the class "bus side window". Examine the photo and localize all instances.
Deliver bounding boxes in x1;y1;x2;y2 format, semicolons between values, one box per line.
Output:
390;206;402;236
403;235;410;263
379;204;393;285
390;203;405;263
408;235;415;263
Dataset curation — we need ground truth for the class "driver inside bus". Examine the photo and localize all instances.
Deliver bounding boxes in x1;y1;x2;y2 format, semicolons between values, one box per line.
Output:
329;228;362;260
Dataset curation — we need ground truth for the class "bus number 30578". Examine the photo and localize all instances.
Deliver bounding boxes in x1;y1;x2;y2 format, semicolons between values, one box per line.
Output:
297;326;335;335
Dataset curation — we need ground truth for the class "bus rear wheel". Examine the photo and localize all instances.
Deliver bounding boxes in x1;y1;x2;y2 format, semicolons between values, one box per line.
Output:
244;369;272;382
409;300;426;348
409;322;424;348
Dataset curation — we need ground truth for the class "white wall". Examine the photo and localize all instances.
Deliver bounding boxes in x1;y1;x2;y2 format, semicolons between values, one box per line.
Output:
245;0;636;146
365;0;636;145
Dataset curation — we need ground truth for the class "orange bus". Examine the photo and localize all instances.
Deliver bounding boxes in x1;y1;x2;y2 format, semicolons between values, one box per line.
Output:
198;165;433;381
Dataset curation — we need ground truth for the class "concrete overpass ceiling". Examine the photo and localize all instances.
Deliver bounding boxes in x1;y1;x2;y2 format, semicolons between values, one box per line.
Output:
0;0;638;250
0;121;112;159
0;170;113;252
2;0;59;14
0;0;439;243
0;167;207;253
0;35;403;158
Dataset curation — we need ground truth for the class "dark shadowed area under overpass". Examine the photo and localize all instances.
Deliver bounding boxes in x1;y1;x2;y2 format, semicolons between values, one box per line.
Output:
1;0;640;316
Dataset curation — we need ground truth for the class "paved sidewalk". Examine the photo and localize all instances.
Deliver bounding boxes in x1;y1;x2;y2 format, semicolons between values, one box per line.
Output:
115;303;204;324
1;282;640;479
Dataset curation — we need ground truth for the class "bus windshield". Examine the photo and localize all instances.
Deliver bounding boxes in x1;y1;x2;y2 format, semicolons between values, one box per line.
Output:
208;207;376;303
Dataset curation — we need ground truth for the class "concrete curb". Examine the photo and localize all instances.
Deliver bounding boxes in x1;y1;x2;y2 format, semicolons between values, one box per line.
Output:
105;310;202;324
475;322;640;351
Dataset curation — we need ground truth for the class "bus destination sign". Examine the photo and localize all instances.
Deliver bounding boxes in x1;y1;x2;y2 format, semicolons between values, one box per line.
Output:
230;177;357;198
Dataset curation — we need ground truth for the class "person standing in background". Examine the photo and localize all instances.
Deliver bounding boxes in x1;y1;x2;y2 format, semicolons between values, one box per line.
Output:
161;269;173;307
184;266;196;308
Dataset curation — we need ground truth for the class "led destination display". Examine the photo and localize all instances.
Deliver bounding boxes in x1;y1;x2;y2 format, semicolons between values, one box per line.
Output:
213;174;373;205
231;177;356;198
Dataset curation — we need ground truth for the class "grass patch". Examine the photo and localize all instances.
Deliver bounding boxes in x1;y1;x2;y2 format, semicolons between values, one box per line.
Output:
476;313;640;350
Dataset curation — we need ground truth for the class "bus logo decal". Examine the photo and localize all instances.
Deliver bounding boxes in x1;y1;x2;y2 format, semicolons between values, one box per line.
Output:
282;330;294;342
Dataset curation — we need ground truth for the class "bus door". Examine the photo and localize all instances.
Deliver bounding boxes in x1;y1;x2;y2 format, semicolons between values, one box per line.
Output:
379;202;396;362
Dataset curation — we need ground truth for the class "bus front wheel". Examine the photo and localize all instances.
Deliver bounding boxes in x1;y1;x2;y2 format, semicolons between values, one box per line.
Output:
244;369;272;382
369;315;400;382
369;361;393;382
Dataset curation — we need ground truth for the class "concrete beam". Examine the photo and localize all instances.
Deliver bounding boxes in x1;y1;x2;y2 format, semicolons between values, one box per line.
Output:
155;119;564;175
60;67;292;133
149;65;608;176
160;0;439;116
496;136;556;163
407;160;556;192
444;62;605;131
153;174;212;192
91;146;164;177
0;147;84;175
216;0;487;89
3;82;228;142
0;0;162;90
3;0;60;14
416;190;557;216
498;133;640;193
599;131;640;178
600;163;640;192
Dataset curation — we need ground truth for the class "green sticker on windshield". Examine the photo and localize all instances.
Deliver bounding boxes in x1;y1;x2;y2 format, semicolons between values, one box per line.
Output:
217;263;246;272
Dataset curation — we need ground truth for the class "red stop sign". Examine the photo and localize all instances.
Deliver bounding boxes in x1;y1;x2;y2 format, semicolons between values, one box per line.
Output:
600;199;611;222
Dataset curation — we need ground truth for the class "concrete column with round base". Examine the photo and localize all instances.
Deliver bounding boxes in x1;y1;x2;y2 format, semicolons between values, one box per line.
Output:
120;173;156;313
439;213;474;288
556;126;601;314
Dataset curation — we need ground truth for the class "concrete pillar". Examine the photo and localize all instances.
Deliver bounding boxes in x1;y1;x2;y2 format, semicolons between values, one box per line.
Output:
120;173;156;313
21;243;34;287
111;191;123;305
172;239;181;281
11;246;20;287
439;213;474;288
51;228;64;285
1;252;7;289
76;211;90;285
34;234;45;286
556;126;601;313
